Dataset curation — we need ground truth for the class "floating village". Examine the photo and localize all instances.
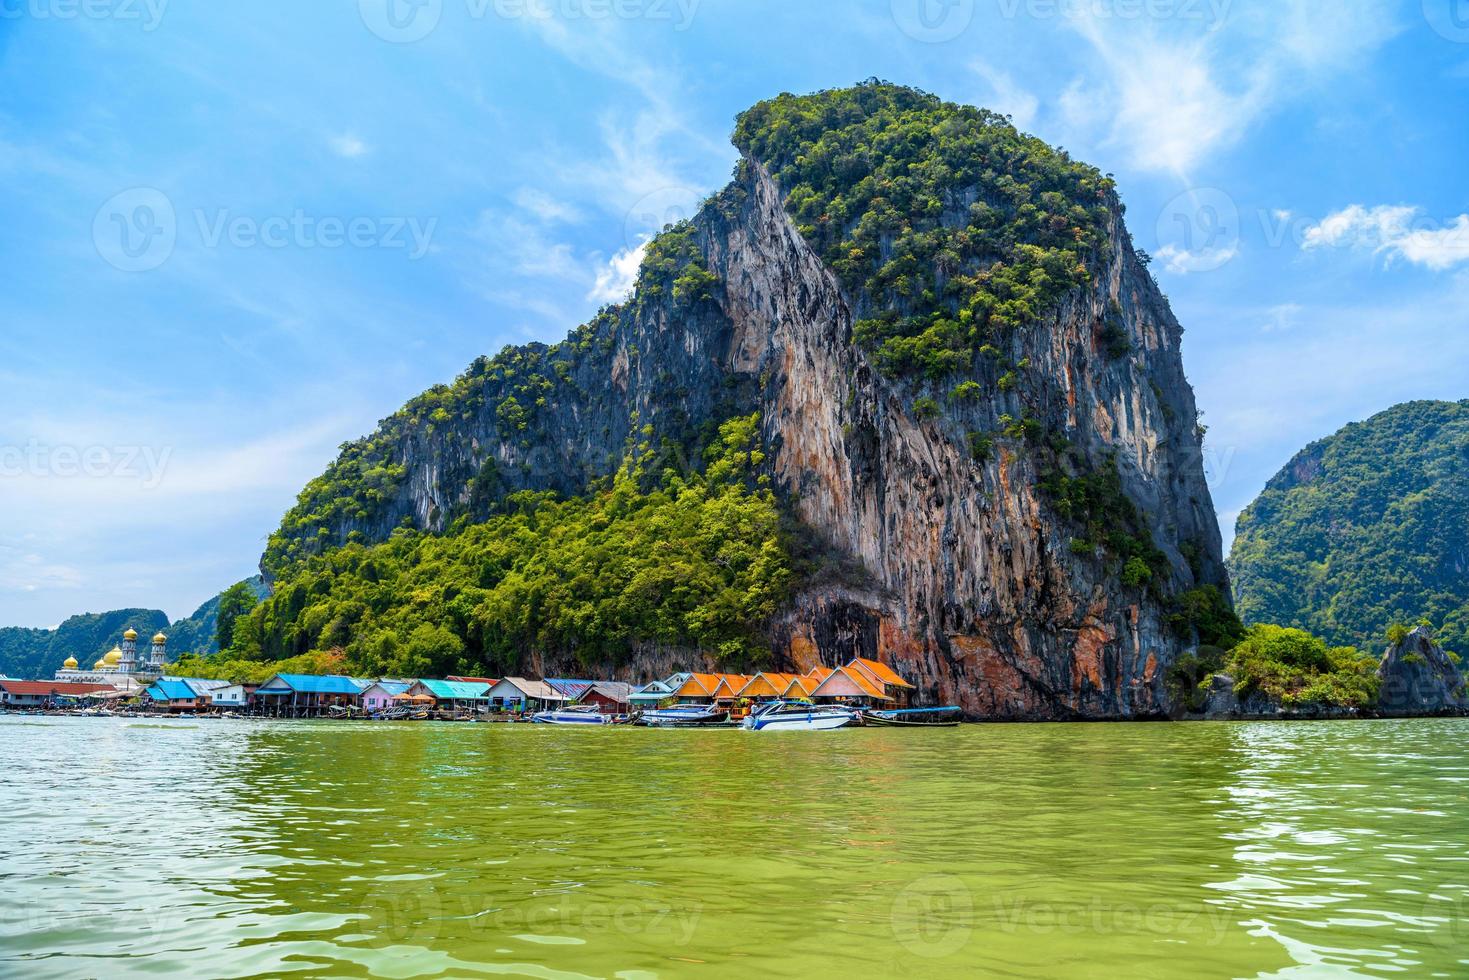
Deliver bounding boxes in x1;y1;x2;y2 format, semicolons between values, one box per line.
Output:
0;627;960;730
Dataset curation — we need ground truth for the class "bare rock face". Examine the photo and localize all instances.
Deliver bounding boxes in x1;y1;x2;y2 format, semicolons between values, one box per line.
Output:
702;161;1226;719
266;108;1228;720
1377;627;1468;716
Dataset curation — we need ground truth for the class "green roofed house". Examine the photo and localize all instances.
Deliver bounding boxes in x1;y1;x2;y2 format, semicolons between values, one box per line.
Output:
407;679;491;716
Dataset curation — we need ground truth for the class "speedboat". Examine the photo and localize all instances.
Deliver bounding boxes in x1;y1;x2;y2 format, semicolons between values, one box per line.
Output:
636;705;729;727
742;700;859;732
531;705;612;726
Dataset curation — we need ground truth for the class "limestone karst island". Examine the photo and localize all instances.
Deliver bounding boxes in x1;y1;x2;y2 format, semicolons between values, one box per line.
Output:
3;5;1466;977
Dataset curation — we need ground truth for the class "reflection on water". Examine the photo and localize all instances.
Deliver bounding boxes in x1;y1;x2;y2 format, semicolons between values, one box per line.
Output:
1;717;1466;978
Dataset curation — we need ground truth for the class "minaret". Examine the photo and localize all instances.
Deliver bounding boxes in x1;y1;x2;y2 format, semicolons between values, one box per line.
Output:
119;628;138;674
149;632;168;672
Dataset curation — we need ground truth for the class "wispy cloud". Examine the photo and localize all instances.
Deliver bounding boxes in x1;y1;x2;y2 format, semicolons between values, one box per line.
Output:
1056;0;1399;176
971;62;1039;131
329;133;370;158
1259;302;1302;333
513;187;583;225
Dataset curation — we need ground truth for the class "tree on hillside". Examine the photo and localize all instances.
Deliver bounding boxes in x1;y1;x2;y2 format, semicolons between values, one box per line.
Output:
216;581;261;653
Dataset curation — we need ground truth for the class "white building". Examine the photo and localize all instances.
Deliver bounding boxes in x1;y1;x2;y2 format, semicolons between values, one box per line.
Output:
208;684;251;708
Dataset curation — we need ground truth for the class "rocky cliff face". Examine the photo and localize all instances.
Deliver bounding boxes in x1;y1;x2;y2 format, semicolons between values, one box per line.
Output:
1377;626;1468;716
265;86;1228;719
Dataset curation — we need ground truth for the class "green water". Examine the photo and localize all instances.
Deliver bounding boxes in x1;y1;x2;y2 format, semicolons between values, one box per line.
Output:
1;717;1466;978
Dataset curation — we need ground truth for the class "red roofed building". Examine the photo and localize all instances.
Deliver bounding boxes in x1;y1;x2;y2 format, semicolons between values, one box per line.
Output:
0;679;115;708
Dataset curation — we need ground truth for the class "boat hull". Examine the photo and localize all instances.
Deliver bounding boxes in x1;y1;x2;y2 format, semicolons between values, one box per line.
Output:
531;711;610;725
743;707;858;731
636;708;729;727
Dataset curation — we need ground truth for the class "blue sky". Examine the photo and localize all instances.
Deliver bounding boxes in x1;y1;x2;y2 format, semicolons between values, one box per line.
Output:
0;0;1466;628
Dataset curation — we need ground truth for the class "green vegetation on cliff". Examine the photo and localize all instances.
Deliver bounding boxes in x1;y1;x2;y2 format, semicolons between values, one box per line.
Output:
217;416;791;679
262;223;725;576
1231;400;1469;659
734;80;1114;380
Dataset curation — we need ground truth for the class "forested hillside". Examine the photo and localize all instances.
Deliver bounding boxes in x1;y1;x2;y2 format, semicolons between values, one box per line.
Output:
1231;400;1469;657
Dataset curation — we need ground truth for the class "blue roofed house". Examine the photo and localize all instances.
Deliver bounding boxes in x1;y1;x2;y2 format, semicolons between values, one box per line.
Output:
145;678;207;712
254;674;370;717
545;679;602;703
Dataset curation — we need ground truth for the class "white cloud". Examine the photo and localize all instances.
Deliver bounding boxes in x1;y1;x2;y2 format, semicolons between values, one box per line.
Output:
513;187;583;225
1154;241;1240;275
971;62;1039;131
588;242;647;304
1302;205;1469;270
1259;302;1301;333
329;133;369;158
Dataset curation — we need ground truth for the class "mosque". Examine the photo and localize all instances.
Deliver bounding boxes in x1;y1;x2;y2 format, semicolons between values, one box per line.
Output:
54;628;170;692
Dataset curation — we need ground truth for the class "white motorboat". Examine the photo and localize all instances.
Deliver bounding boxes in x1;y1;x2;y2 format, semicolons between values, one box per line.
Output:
742;700;859;732
530;705;612;726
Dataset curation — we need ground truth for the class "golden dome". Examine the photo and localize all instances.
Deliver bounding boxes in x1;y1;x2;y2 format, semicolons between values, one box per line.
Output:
93;658;107;670
152;632;167;645
63;656;79;669
123;628;138;641
103;647;123;666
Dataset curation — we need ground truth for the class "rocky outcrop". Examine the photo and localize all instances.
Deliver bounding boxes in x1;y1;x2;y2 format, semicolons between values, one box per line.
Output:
1377;627;1468;716
265;94;1229;720
1194;673;1357;721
